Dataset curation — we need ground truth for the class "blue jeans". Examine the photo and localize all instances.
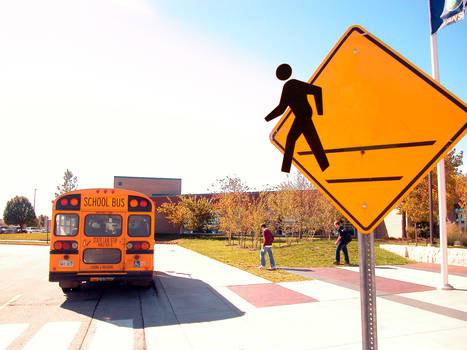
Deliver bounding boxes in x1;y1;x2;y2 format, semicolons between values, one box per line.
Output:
335;241;349;263
260;246;275;268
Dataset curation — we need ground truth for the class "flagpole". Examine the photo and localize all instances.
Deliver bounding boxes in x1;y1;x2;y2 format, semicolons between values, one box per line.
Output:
429;32;453;290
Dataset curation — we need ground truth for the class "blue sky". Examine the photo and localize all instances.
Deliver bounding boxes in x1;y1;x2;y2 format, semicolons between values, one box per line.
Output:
0;0;465;217
155;0;465;98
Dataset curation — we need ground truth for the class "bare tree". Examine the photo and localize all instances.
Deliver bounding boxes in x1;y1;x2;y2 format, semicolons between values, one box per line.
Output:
55;169;78;197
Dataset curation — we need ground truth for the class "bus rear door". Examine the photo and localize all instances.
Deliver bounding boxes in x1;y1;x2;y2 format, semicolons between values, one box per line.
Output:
81;212;125;277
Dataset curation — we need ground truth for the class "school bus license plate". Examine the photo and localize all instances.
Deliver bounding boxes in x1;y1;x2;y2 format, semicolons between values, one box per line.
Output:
90;277;115;282
59;260;73;267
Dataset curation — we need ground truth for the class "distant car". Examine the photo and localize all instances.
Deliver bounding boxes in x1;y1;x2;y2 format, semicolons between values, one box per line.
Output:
0;226;10;234
14;226;27;233
26;227;41;233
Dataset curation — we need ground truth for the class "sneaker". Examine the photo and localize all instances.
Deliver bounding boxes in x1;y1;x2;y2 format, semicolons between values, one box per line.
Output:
258;265;265;269
344;261;350;265
269;267;277;270
333;261;340;265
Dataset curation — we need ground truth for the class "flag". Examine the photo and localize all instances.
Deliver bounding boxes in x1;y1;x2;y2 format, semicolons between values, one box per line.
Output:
429;0;466;34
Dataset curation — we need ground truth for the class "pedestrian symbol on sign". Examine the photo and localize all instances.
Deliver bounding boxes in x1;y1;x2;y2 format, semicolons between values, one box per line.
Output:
265;63;328;173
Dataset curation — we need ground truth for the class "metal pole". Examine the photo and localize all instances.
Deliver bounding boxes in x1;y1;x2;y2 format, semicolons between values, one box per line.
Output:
437;158;453;289
430;33;452;290
428;172;434;245
33;188;37;212
358;231;378;350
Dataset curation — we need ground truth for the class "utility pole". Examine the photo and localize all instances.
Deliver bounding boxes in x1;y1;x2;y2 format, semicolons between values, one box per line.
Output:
33;188;37;213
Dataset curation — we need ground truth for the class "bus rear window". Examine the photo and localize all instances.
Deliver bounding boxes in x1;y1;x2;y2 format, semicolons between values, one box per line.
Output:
85;215;122;237
128;215;151;237
54;214;79;236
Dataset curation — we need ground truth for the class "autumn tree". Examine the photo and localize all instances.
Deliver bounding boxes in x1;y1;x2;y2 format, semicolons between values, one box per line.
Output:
157;197;189;233
398;149;463;232
277;173;317;240
243;192;269;248
3;196;36;229
157;195;215;233
211;176;251;245
308;191;341;239
55;169;78;197
268;172;340;242
265;187;289;236
456;174;467;209
183;196;215;232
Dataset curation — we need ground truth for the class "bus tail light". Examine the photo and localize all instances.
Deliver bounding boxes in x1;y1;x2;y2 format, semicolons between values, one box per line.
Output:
56;194;81;211
128;195;152;212
126;241;151;253
53;240;78;253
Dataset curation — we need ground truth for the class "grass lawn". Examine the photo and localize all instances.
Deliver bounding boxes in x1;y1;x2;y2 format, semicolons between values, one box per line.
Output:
175;236;411;283
0;232;50;243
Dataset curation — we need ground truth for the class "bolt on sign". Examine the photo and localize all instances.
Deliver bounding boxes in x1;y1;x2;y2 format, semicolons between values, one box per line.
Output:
268;25;466;233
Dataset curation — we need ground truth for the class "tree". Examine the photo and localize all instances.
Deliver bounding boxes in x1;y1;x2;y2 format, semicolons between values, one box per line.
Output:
157;197;190;233
183;196;215;232
456;174;467;209
38;215;49;228
245;192;269;248
3;196;36;228
309;191;341;239
55;169;78;197
277;174;317;240
211;176;251;245
268;172;340;242
399;149;463;224
157;195;215;233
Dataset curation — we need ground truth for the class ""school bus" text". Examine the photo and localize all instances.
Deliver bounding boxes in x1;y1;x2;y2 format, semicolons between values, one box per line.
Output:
83;197;126;208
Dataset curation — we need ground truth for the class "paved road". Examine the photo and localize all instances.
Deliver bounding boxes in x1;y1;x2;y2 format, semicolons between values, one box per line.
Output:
0;244;466;349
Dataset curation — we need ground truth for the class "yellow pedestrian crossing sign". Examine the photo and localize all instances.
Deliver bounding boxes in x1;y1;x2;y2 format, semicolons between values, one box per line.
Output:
267;25;466;233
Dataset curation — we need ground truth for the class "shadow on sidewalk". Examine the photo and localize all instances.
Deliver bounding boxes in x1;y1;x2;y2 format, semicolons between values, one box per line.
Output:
60;271;244;328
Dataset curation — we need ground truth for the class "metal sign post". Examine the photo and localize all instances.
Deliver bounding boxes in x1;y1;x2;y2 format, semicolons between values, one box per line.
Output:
358;231;378;350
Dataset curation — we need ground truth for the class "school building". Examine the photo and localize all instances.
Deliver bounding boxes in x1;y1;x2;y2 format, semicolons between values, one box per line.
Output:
114;176;182;234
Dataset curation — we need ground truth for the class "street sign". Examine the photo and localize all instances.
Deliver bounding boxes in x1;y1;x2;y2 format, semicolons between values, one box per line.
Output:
269;25;466;233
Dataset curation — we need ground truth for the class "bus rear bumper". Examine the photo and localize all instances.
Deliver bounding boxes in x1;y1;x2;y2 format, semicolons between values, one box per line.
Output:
49;271;154;283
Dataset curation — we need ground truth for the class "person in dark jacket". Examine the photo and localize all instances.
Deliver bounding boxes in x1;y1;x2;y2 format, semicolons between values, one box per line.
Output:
333;220;350;265
259;223;276;270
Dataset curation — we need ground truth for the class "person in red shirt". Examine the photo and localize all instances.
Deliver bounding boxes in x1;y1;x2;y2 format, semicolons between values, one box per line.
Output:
259;223;276;270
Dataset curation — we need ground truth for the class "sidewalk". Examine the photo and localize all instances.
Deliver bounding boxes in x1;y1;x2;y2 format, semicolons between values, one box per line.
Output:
154;244;467;350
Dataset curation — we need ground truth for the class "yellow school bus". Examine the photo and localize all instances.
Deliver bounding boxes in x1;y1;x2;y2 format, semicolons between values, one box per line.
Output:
49;188;155;292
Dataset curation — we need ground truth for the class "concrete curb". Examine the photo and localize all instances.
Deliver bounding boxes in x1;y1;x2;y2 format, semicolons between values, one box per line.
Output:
380;244;467;267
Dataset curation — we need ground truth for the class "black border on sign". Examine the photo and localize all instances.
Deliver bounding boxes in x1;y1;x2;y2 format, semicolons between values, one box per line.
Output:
271;26;467;232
